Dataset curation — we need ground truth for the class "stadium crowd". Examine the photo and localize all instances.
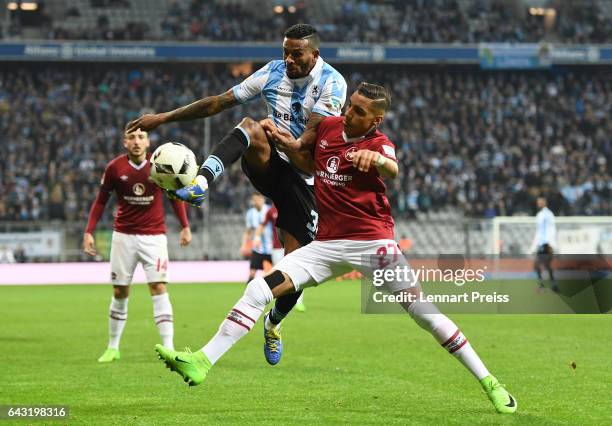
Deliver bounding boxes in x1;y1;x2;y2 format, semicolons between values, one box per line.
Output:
3;0;611;44
0;64;609;224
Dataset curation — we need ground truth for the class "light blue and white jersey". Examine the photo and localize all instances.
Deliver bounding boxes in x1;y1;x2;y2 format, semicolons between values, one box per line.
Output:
232;57;347;167
535;207;556;248
245;205;273;255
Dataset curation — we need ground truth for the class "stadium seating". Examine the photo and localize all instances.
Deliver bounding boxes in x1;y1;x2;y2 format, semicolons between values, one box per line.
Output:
0;63;609;227
3;0;611;43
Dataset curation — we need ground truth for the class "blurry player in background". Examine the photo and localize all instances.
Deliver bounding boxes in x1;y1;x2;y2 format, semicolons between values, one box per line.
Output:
257;203;306;312
0;245;16;263
261;204;283;266
155;83;517;414
127;24;346;365
83;129;192;363
530;197;558;292
243;192;273;283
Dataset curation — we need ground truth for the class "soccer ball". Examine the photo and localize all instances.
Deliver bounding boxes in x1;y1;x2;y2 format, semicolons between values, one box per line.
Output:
150;142;198;191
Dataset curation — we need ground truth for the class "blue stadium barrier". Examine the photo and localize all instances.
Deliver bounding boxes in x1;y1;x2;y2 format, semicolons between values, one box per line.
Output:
0;42;610;67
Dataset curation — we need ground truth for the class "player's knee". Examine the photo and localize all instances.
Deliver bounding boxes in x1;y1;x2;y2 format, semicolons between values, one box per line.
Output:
238;117;267;149
265;270;297;298
244;276;274;307
113;285;129;299
264;270;286;289
148;282;167;295
238;117;263;139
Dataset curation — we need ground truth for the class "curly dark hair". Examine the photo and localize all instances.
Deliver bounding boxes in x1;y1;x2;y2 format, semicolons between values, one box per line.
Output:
284;24;320;49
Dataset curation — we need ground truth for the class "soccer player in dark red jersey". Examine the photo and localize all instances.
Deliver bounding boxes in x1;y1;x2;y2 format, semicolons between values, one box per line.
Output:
84;129;192;363
155;84;517;414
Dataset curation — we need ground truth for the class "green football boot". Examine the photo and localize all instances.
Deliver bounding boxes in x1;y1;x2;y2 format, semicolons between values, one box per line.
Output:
480;375;517;414
154;344;212;386
294;300;306;312
97;348;120;363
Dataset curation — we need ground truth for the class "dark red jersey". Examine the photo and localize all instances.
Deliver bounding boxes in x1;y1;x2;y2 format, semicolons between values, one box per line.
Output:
314;117;397;241
86;154;188;235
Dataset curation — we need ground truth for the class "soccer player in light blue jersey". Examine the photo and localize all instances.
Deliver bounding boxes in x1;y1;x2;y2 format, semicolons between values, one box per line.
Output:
243;192;274;284
127;24;347;365
530;197;558;292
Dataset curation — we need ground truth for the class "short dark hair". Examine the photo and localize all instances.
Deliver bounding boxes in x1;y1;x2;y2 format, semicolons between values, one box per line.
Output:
284;24;320;50
356;82;391;112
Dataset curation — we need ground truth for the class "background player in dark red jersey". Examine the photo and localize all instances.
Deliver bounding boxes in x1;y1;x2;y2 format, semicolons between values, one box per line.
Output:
83;129;192;363
154;83;517;415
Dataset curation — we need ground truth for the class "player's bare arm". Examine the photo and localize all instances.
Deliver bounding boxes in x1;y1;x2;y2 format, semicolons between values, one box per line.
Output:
295;113;325;152
252;224;264;251
286;113;325;174
126;89;239;132
266;126;316;174
352;149;398;179
179;227;192;246
264;113;324;175
266;113;323;154
242;228;254;247
82;232;96;256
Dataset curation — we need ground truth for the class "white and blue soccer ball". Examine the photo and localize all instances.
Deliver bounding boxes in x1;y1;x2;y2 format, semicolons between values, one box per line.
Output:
150;142;198;191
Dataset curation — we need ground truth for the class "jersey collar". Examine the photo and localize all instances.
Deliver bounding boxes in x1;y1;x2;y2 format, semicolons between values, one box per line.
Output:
342;126;377;144
342;131;367;144
128;158;148;170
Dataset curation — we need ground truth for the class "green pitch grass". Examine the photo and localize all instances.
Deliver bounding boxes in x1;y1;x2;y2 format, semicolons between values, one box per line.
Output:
1;281;610;425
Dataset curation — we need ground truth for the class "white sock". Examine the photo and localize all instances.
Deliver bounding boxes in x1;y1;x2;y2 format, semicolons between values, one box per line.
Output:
264;313;280;331
407;299;490;380
195;174;209;189
202;277;273;364
152;292;174;350
108;297;128;350
441;332;490;380
297;292;304;304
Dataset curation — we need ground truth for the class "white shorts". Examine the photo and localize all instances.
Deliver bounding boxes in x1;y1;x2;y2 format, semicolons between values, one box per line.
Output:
271;248;285;265
110;231;169;286
274;239;417;293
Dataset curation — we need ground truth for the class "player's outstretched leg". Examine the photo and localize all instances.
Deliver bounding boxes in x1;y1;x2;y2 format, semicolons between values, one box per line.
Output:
174;117;269;206
155;274;282;385
401;294;517;414
98;293;128;363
